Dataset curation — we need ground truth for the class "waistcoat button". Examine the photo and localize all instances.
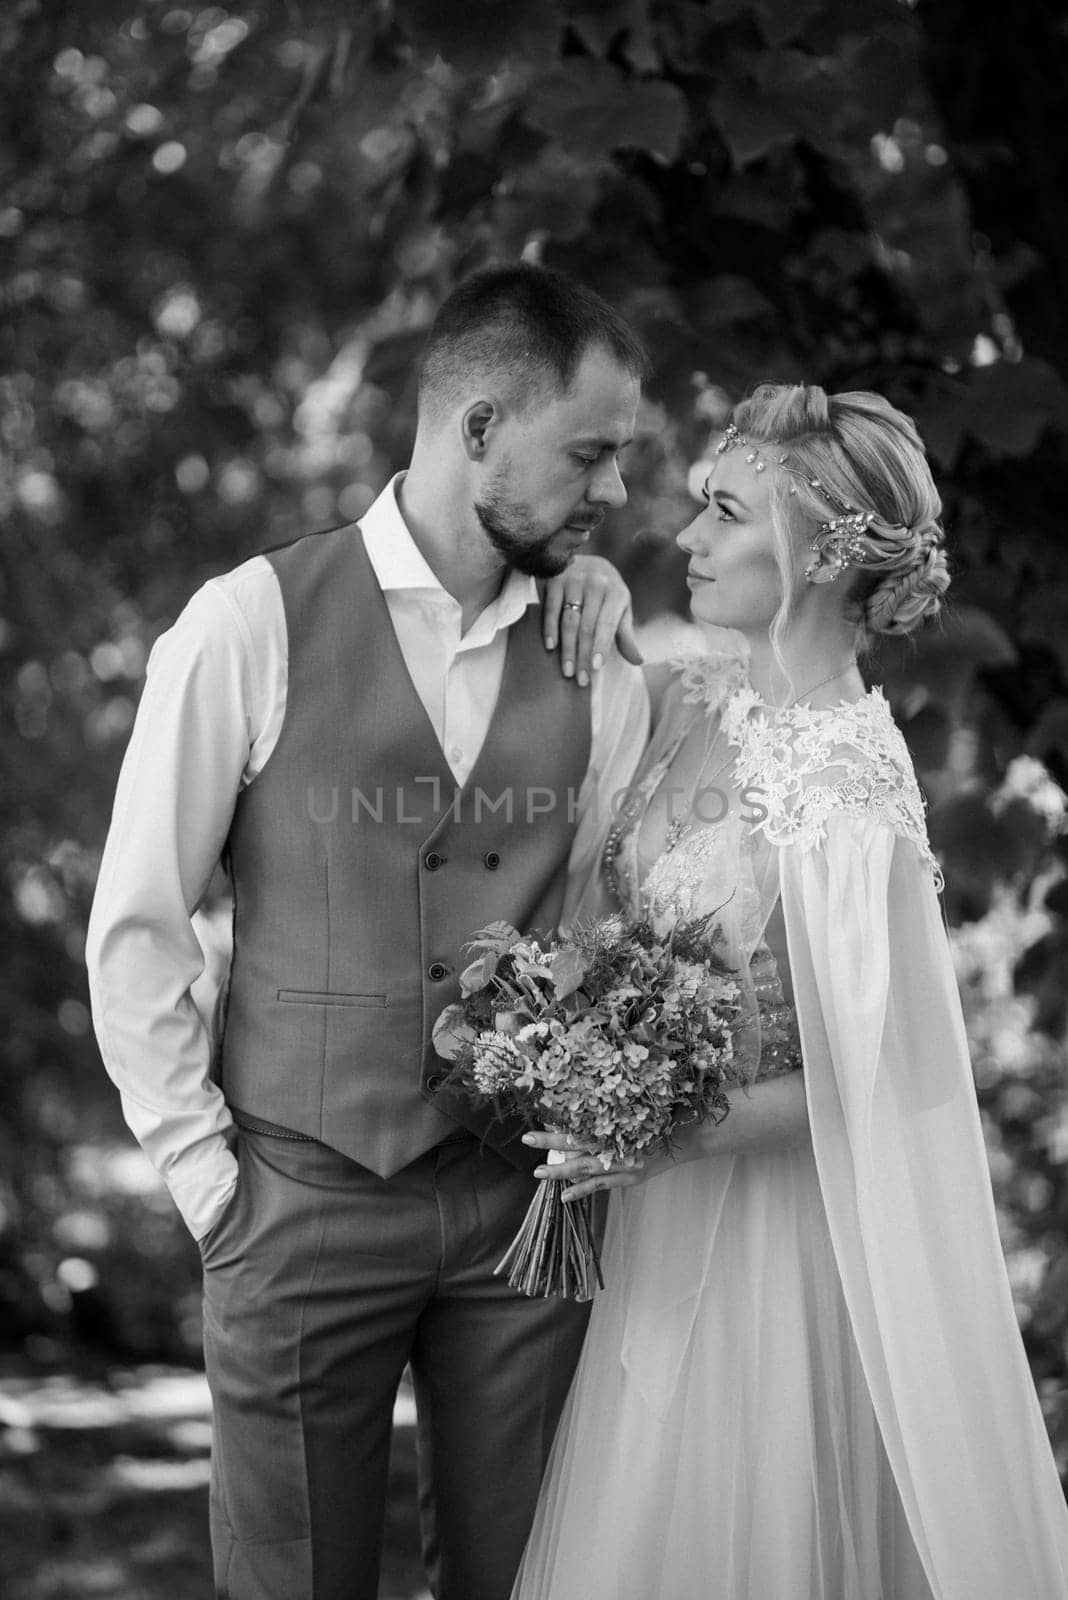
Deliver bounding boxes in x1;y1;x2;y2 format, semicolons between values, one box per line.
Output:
425;1073;444;1093
483;850;501;870
424;851;444;870
427;962;447;982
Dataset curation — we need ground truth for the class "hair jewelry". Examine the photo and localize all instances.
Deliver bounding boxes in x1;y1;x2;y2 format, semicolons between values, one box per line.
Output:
716;423;888;576
715;423;788;475
804;511;875;583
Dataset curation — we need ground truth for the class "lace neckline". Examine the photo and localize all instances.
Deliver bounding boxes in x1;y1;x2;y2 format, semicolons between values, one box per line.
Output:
675;653;874;720
723;681;889;733
725;675;882;720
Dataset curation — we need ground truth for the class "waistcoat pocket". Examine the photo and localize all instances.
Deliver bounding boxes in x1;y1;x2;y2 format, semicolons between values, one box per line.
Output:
276;989;388;1007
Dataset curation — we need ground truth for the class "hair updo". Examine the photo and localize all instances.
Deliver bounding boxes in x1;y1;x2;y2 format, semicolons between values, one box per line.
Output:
730;383;950;643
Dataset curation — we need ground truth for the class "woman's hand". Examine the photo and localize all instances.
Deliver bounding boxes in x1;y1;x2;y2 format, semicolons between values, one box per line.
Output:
542;555;643;687
521;1129;670;1202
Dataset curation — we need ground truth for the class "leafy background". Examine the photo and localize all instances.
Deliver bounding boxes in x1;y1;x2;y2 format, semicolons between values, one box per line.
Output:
2;0;1067;1592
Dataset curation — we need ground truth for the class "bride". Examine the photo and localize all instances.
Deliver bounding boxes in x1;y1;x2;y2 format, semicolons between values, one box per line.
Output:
513;383;1068;1599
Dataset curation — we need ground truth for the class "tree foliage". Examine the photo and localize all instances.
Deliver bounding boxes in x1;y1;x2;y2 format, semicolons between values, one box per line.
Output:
2;0;1068;1461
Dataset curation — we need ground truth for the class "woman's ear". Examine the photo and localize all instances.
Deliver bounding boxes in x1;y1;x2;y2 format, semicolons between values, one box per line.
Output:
461;400;495;462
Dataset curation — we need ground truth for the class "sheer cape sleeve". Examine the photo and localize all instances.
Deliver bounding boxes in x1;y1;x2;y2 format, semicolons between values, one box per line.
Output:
618;678;1068;1591
782;813;1068;1598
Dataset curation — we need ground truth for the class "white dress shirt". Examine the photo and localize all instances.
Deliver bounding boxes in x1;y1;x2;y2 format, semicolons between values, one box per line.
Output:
86;476;649;1239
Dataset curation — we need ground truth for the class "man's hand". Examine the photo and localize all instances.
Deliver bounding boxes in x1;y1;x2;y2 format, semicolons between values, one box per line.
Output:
542;555;643;687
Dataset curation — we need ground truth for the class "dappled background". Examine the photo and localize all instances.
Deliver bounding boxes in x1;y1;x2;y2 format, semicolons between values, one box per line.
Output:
3;0;1068;1594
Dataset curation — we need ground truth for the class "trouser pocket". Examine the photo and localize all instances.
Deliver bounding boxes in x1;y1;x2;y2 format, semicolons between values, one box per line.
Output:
199;1138;250;1272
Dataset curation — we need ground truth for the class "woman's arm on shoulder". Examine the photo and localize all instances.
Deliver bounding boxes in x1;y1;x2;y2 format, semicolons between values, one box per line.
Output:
541;555;642;685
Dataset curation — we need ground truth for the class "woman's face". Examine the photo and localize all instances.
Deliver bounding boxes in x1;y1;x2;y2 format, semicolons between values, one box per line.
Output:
676;454;785;633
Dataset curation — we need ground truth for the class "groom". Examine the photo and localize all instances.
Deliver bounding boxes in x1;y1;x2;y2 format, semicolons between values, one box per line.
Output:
86;263;649;1600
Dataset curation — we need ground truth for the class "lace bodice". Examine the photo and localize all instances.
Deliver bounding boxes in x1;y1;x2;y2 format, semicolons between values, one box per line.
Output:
721;681;943;886
604;653;942;1080
629;653;941;880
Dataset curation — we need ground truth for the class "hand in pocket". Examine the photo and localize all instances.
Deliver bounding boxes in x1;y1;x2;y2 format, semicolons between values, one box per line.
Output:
198;1162;244;1269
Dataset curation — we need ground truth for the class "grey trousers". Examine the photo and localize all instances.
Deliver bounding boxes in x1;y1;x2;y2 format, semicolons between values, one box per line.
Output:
200;1124;593;1600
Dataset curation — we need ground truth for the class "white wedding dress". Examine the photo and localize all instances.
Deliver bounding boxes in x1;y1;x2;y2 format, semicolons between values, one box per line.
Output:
512;652;1068;1600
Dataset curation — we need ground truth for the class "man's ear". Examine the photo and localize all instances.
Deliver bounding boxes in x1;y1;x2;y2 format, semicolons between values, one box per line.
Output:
461;400;496;462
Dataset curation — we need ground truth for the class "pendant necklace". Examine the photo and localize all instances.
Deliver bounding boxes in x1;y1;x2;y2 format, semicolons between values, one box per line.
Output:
783;660;858;709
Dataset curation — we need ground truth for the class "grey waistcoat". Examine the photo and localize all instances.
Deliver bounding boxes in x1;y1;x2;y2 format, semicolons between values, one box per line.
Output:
218;524;593;1177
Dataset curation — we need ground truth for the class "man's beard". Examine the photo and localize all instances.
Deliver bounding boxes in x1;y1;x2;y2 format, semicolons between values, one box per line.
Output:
474;483;601;578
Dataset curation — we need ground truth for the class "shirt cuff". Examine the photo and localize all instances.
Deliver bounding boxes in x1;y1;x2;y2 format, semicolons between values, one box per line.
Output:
162;1140;240;1242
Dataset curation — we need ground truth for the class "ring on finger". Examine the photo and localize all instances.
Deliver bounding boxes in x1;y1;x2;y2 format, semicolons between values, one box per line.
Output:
562;600;584;612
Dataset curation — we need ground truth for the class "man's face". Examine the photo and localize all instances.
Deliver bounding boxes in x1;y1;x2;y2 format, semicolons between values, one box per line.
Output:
473;346;640;577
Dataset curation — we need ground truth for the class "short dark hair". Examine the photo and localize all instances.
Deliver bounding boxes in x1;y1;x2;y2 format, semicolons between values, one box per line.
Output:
417;263;649;420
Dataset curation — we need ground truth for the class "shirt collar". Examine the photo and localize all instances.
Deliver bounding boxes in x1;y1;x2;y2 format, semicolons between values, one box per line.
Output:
359;473;538;632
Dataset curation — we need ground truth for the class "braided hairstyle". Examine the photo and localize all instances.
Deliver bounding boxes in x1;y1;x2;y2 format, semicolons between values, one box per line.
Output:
731;384;950;642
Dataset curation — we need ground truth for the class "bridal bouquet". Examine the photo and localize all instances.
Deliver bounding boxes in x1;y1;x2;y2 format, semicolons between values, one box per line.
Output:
432;914;741;1301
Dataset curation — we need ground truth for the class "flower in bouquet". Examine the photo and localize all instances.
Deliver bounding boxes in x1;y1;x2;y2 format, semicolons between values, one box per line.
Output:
432;914;742;1300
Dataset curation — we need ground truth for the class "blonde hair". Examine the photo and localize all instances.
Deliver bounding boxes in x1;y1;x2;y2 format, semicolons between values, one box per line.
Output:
730;384;950;659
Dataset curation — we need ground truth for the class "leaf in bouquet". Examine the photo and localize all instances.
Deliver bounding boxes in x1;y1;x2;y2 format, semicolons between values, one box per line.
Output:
510;973;555;1019
511;950;552;982
671;909;735;972
549;943;589;1000
459;949;501;996
563;1014;599;1041
432;1004;477;1062
613;982;643;1001
464;921;523;957
570;911;626;955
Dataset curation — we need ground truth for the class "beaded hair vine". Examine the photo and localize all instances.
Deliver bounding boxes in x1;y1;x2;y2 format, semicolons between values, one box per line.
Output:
716;422;880;583
715;422;787;476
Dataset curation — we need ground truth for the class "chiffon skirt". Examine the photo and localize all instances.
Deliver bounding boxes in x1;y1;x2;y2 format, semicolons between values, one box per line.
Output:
511;1141;935;1600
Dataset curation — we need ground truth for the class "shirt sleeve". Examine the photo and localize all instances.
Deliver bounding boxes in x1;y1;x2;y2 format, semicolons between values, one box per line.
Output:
85;575;274;1240
561;650;649;927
